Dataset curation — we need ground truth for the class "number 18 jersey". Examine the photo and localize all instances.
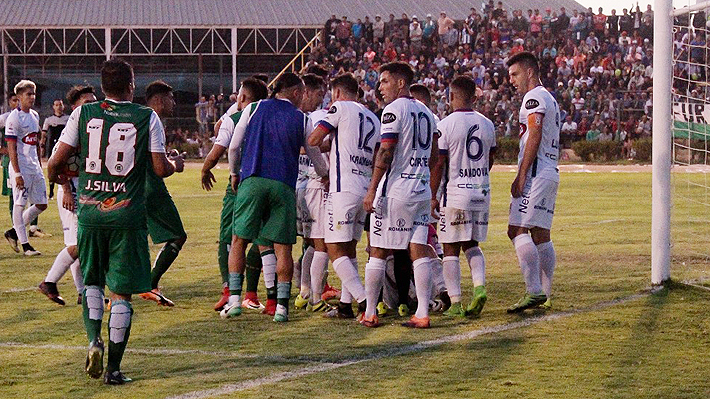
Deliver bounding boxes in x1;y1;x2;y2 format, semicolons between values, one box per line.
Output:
59;100;166;229
318;100;380;196
377;97;436;202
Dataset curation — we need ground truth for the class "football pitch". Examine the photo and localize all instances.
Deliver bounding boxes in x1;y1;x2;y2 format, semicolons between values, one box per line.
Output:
1;165;709;399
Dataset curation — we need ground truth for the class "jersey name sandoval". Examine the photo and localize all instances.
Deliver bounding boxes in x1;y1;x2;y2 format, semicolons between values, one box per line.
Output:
377;97;436;202
58;100;165;229
518;85;560;182
437;109;496;210
318;100;381;195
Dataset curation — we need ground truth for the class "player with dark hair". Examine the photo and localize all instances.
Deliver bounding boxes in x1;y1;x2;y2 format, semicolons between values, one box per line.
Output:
0;93;19;244
48;58;184;384
362;62;438;328
506;51;560;312
430;75;496;317
137;80;188;307
38;85;97;306
222;72;327;322
203;77;270;312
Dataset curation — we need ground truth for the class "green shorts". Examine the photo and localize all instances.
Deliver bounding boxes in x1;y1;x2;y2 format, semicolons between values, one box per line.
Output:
220;189;237;243
78;226;152;294
233;176;296;245
146;195;186;244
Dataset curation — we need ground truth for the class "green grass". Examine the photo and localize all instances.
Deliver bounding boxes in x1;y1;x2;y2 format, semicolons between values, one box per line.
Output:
0;165;708;399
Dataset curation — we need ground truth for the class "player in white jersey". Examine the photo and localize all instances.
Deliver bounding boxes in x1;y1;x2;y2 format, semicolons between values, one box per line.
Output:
38;85;97;306
308;73;381;319
362;62;438;329
4;80;46;256
429;76;496;318
506;52;560;312
293;74;336;312
202;78;269;312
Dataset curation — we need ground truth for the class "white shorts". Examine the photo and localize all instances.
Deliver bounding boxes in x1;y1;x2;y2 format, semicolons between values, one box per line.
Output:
296;188;306;236
324;191;366;244
12;172;47;206
369;197;429;250
508;177;558;230
56;186;78;246
439;207;489;243
302;188;327;239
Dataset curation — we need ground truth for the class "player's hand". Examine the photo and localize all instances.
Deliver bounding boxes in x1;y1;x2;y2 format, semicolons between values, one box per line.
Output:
322;176;330;193
363;191;376;213
511;174;526;198
54;174;69;185
201;169;216;191
431;198;440;218
169;150;185;173
14;176;24;190
62;184;75;212
230;175;239;192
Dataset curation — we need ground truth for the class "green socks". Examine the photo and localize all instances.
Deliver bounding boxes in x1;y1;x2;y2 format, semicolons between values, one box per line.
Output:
151;241;182;289
107;299;133;373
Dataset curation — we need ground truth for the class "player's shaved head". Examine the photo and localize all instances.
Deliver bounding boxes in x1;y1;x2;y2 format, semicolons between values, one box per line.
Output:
101;58;134;98
302;73;326;91
506;51;540;76
271;72;303;98
66;85;96;107
145;80;173;103
331;73;359;95
241;77;268;102
379;62;414;85
251;74;269;83
450;76;477;104
409;84;431;105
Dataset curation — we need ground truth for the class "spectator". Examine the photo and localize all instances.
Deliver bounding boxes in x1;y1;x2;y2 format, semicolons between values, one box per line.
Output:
410;16;423;53
607;9;619;37
373;15;385;42
438;11;456;47
561;115;578;147
195;95;208;135
352;18;364;40
422;14;437;47
530;9;542;36
336;16;351;45
364;16;374;42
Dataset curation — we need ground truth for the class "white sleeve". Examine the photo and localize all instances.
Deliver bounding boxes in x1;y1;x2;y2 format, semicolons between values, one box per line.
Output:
380;102;403;139
4;111;18;140
303;117;328;177
149;111;166;153
319;102;342;131
228;104;253;176
437;120;449;152
42;117;50;131
214;115;234;148
523;92;547;115
58;107;81;148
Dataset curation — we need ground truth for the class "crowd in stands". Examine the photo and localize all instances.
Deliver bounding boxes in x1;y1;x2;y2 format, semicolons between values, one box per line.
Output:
310;2;657;151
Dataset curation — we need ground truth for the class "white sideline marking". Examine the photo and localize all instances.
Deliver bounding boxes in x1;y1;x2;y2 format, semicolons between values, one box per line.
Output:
0;342;260;358
1;287;37;294
584;219;626;225
167;293;648;399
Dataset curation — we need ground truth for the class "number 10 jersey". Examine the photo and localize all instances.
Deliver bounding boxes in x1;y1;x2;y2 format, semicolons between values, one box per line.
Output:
58;100;166;229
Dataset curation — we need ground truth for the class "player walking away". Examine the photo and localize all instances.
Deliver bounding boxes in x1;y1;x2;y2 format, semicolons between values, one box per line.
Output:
506;52;559;312
202;77;269;312
309;73;380;318
362;62;439;328
429;76;496;318
4;80;47;256
137;80;188;307
48;59;184;384
223;73;327;322
42;98;69;198
294;73;333;312
39;85;97;306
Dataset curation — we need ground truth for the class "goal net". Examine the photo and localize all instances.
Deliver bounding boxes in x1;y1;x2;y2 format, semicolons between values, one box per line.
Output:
671;1;710;285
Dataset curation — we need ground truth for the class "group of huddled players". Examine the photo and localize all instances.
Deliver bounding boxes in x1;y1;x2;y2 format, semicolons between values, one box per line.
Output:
6;50;559;384
202;50;560;331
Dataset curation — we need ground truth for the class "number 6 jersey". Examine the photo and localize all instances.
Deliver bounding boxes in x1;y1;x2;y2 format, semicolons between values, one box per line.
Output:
317;100;380;196
377;97;436;202
58;100;166;229
437;109;496;211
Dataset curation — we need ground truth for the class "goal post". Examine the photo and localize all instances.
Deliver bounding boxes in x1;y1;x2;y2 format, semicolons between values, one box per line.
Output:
652;0;673;285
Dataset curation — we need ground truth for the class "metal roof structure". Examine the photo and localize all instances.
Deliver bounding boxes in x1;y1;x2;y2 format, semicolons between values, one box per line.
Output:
1;0;587;28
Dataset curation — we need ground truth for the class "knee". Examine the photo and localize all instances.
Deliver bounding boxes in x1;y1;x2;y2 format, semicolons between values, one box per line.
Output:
36;204;48;211
67;245;79;259
530;229;551;245
170;236;187;250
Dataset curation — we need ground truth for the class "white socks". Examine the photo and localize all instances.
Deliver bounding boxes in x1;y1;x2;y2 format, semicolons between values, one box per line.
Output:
333;256;365;303
45;247;75;283
512;234;542;294
261;251;277;292
308;251;329;303
537;241;556;297
465;246;486;287
364;257;386;317
430;257;446;300
12;205;28;244
412;258;431;319
70;259;84;293
442;256;461;302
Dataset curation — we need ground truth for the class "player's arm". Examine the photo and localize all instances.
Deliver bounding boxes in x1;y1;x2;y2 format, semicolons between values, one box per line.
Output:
228;106;251;190
489;146;497;171
150;111;183;178
303;121;328;178
40;118;48;156
203;115;234;191
48;108;81;184
5;113;24;189
307;123;331;148
429;130;446;213
512;112;543;198
363;139;395;213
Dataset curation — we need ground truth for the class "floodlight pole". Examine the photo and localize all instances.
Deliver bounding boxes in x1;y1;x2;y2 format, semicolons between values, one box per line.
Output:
651;0;672;285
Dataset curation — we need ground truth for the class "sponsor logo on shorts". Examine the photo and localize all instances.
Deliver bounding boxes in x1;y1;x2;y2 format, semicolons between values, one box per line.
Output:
518;191;531;214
